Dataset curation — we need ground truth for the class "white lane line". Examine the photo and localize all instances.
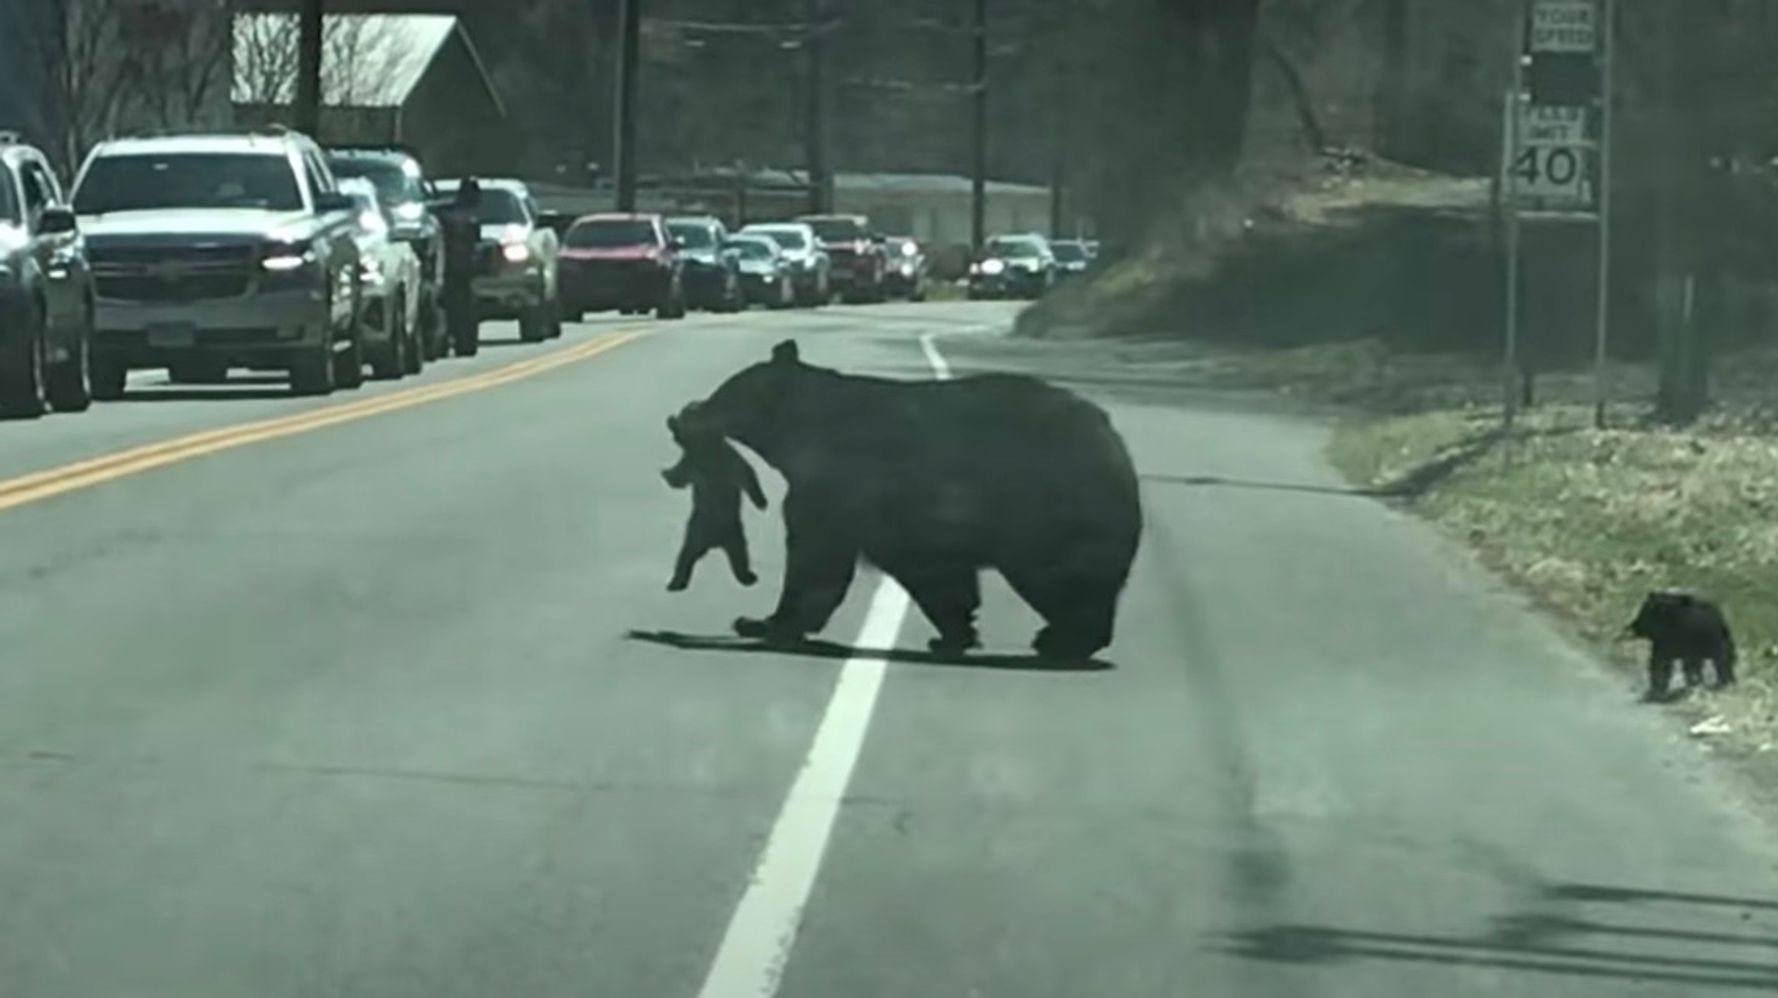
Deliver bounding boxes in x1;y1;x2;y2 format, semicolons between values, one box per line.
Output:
695;582;911;998
695;333;952;998
919;331;952;380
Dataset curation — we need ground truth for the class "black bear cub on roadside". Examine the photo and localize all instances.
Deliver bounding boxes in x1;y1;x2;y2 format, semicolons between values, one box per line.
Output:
663;404;766;592
1625;591;1737;701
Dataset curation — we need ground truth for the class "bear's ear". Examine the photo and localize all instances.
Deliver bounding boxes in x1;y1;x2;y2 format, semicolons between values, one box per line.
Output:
771;340;800;365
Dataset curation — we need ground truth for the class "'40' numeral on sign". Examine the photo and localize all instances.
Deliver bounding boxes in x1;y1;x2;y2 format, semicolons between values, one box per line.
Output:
1514;147;1582;186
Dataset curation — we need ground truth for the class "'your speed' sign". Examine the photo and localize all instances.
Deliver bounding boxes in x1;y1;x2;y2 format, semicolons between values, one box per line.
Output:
1511;105;1596;213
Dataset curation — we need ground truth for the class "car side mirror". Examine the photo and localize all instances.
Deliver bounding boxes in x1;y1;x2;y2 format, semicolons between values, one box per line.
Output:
37;206;77;235
314;192;354;215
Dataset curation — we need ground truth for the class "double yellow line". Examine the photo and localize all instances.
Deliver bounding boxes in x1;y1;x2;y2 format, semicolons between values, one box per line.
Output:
0;328;648;515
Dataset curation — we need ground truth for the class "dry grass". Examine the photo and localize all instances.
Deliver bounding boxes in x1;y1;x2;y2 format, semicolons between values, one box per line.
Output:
1333;403;1778;758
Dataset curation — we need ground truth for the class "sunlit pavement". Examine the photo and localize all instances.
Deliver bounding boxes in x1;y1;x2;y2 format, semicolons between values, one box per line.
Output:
0;301;1774;997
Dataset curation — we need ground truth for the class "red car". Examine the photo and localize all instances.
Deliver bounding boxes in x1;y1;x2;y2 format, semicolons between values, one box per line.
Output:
558;213;688;320
797;213;888;304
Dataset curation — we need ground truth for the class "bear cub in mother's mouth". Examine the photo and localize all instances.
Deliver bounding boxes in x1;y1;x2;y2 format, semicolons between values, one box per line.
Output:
1625;591;1737;701
662;405;766;592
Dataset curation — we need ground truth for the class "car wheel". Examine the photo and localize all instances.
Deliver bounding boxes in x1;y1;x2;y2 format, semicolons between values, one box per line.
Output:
0;301;49;419
332;282;366;389
520;300;549;342
547;297;565;339
91;356;127;401
657;275;686;320
290;324;336;397
420;291;447;361
402;296;426;376
334;332;366;389
46;304;94;413
370;290;406;380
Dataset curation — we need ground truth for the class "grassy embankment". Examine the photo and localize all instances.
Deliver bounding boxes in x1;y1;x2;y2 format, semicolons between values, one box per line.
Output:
1017;156;1778;757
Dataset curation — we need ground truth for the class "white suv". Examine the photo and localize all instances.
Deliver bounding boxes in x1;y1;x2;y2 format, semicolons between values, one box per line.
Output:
71;130;367;397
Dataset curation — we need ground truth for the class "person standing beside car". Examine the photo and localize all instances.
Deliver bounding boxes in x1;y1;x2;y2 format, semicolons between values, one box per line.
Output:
439;177;482;358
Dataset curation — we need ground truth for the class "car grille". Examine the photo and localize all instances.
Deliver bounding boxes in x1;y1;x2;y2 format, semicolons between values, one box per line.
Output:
91;246;258;303
565;260;650;280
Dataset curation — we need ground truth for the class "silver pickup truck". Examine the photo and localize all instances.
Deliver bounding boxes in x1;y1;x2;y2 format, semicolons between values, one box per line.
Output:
70;130;366;397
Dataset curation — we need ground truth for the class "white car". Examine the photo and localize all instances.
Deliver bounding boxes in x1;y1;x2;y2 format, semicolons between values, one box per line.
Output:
71;131;366;397
739;222;830;307
339;178;423;380
435;177;562;343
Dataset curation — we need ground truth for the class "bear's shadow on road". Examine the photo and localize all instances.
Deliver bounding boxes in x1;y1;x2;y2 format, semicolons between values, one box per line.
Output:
626;630;1115;673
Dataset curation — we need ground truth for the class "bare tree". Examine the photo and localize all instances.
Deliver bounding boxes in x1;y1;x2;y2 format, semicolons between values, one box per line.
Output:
232;12;302;107
232;12;409;109
120;0;233;132
2;0;134;172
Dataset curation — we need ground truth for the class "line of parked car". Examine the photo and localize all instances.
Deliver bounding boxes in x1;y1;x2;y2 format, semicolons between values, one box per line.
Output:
967;232;1100;301
543;211;931;321
0;126;939;418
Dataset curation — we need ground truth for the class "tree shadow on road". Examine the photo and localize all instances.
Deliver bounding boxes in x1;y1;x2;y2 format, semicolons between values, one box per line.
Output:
1218;879;1778;991
1143;425;1517;504
626;629;1115;673
1141;473;1392;500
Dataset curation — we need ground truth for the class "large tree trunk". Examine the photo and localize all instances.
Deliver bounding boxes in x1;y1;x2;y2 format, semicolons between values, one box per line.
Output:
1263;37;1328;153
1374;0;1408;159
1082;0;1263;251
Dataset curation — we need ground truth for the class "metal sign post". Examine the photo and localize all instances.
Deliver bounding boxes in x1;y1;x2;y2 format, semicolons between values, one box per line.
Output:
1501;90;1522;432
1504;0;1610;429
1591;0;1615;430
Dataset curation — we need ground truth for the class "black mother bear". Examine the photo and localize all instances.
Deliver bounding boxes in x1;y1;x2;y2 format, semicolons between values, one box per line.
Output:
678;340;1142;660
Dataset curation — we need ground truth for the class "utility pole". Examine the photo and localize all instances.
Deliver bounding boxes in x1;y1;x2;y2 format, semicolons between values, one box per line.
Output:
295;0;323;136
804;0;829;213
614;0;642;211
971;0;988;252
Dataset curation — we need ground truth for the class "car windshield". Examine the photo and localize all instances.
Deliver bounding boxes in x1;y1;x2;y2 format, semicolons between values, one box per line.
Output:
567;219;658;248
668;222;717;248
749;227;806;250
988;238;1045;260
341;186;388;231
805;218;865;241
73;153;303;213
454;187;527;225
328;158;424;205
1052;241;1088;263
727;239;776;261
0;171;16;223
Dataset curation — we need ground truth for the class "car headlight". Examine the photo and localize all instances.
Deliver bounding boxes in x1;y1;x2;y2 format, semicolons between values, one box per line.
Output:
980;258;1006;276
502;242;530;264
262;252;311;272
393;201;425;223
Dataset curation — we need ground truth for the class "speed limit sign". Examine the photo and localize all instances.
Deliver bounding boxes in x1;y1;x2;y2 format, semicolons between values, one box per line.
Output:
1511;104;1596;212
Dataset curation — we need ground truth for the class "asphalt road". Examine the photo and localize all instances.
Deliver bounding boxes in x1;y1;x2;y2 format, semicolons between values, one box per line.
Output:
1;302;1776;997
